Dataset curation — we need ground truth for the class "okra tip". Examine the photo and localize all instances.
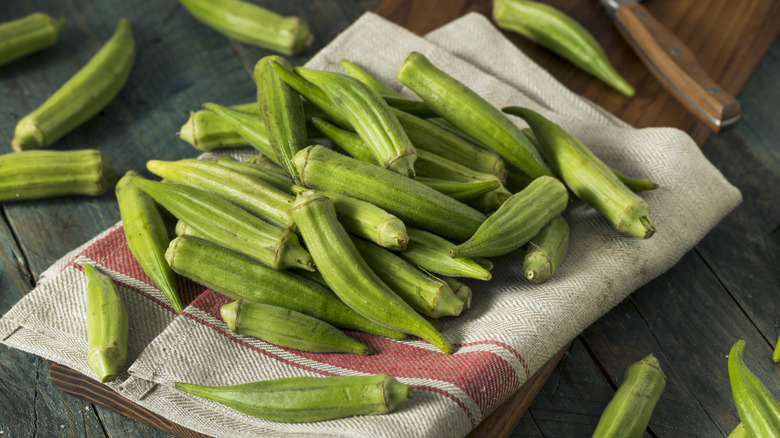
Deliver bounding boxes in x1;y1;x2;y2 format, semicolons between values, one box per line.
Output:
220;300;240;333
11;119;45;152
88;346;126;383
383;375;414;412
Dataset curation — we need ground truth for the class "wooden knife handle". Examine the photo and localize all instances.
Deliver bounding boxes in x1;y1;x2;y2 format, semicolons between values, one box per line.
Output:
614;3;740;132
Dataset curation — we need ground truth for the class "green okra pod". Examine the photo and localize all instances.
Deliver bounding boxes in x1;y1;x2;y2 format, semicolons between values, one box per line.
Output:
146;159;295;230
340;59;403;98
523;215;569;284
592;354;666;438
728;423;747;438
12;19;134;151
774;334;780;364
381;97;439;119
416;177;500;202
178;0;313;55
505;107;656;239
504;163;535;193
0;12;65;67
175;374;413;422
220;299;371;355
728;340;780;437
291;190;453;354
310;117;377;163
294;145;486;242
273;62;353;129
351;236;464;318
396;51;552;179
214;156;293;193
0;149;115;201
132;179;313;271
451;176;569;258
83;264;128;383
493;0;634;97
402;228;492;281
178;102;259;150
201;103;277;161
441;276;472;310
116;171;183;313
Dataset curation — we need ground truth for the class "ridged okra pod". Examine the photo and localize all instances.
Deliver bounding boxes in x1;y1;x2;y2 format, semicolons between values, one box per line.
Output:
12;19;134;151
291;190;453;354
146;159;295;229
294;145;486;242
340;59;403;98
166;235;404;339
116;171;183;313
178;0;313;55
296;68;418;177
351;236;464;318
0;149;115;201
255;56;307;183
201;103;277;161
175;374;412;422
396;51;552;179
451;176;568;258
441;276;472;310
220;300;371;355
592;354;666;438
401;228;492;281
178;102;259;150
214;156;293;193
728;340;780;437
416;177;500;202
311;117;377;164
273;63;353;128
493;0;634;97
83;264;128;383
523;215;569;284
505;107;656;239
132;179;313;271
0;12;65;67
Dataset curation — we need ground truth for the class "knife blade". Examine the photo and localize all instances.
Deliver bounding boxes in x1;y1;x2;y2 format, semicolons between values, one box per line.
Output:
600;0;740;132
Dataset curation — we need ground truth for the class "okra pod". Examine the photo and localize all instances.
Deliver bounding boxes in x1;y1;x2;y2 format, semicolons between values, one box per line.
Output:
221;300;371;355
0;12;65;67
201;103;277;161
416;176;501;202
396;51;552;179
310;117;378;164
296;67;418;177
273;63;353;128
132;179;313;271
505;107;656;239
493;0;634;97
451;176;569;258
291;190;453;354
83;264;128;383
0;149;115;201
294;145;486;242
175;374;413;422
402;228;492;281
214;156;293;193
351;236;464;318
523;215;569;284
728;423;747;438
12;19;135;151
728;340;780;437
178;102;259;150
116;171;183;313
441;276;472;310
178;0;313;55
592;354;666;438
340;59;403;98
166;235;404;339
774;334;780;363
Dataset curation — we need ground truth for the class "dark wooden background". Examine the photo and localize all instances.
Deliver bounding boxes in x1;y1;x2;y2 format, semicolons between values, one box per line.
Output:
1;0;779;436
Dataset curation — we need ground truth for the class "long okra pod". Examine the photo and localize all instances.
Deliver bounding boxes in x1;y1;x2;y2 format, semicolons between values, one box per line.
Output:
728;340;780;437
83;264;128;383
0;12;65;67
201;103;277;161
401;228;492;281
12;19;135;151
291;190;453;354
505;107;656;238
116;171;183;313
396;51;552;179
340;59;403;98
175;374;413;422
214;156;293;193
523;215;569;284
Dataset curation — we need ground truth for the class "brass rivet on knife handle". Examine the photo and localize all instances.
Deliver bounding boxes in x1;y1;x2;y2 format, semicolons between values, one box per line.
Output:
83;264;128;383
0;12;65;67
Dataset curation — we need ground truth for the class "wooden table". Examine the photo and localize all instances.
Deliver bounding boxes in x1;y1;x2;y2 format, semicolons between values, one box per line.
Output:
1;0;778;436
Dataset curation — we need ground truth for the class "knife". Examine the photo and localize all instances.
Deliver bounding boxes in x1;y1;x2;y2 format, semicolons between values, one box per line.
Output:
600;0;740;132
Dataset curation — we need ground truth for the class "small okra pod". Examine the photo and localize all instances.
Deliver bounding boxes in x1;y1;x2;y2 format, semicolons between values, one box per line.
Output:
12;19;135;151
340;59;404;98
0;149;115;201
291;190;453;354
728;340;780;437
255;56;307;183
451;176;569;258
166;235;404;339
401;228;492;281
505;107;656;239
132;179;313;271
296;67;418;177
178;102;259;150
201;103;277;162
0;12;65;67
146;159;295;230
396;51;553;179
592;354;666;438
116;171;183;313
416;176;501;202
523;215;569;284
294;145;486;242
83;264;128;383
178;0;313;55
214;156;293;193
220;300;371;355
441;276;472;310
493;0;634;97
175;374;413;422
351;236;464;318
